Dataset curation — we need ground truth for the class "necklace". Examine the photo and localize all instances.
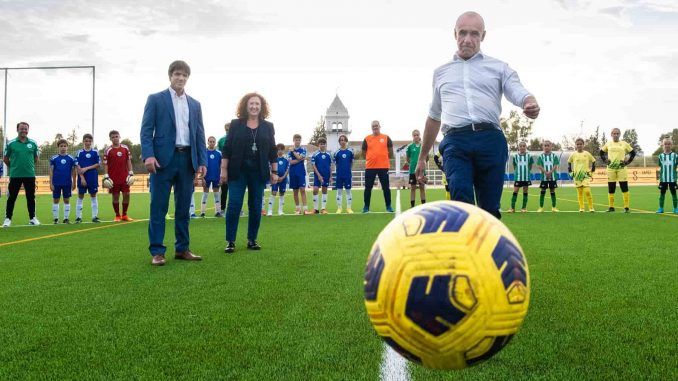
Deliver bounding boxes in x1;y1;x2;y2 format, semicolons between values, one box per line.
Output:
250;127;258;153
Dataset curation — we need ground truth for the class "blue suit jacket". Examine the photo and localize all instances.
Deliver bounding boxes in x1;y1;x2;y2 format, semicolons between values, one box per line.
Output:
140;89;207;171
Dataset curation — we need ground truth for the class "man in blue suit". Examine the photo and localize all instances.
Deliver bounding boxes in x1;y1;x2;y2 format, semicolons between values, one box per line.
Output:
141;60;207;266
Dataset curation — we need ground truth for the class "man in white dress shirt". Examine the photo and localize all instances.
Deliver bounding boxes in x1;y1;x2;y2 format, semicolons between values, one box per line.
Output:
415;11;540;219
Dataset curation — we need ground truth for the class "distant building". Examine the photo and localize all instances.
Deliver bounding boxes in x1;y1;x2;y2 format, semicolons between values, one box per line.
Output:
324;95;350;153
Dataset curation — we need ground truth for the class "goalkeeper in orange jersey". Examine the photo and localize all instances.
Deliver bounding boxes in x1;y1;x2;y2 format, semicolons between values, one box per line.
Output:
568;138;596;212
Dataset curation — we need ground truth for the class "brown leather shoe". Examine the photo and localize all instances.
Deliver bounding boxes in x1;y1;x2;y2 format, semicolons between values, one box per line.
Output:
151;255;166;266
175;250;202;261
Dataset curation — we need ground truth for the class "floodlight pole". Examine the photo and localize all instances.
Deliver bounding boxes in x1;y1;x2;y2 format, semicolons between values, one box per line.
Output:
3;69;7;158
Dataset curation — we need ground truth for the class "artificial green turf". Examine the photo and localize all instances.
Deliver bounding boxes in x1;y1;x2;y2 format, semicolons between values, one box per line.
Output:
0;187;676;380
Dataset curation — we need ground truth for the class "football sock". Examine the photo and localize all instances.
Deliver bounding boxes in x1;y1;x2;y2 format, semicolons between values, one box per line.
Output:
122;202;129;215
421;199;426;204
321;194;327;210
76;198;83;219
550;192;557;207
584;188;594;209
671;189;678;208
522;192;528;209
279;196;285;214
608;193;615;208
91;197;98;218
201;193;209;214
189;195;195;215
576;187;584;209
539;191;546;207
337;189;343;208
113;202;120;217
346;190;353;208
214;191;221;212
659;191;665;209
411;200;415;207
511;192;518;209
268;195;275;213
313;194;319;210
52;203;59;219
64;204;71;219
622;192;630;209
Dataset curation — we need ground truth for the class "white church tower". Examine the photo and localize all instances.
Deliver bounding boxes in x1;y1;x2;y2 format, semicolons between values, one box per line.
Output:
324;95;350;153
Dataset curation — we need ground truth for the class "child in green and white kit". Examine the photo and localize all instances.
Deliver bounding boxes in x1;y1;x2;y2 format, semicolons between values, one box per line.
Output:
657;138;678;214
509;142;533;213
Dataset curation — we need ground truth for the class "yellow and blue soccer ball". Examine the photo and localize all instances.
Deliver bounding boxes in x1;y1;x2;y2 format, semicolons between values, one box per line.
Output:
364;200;530;369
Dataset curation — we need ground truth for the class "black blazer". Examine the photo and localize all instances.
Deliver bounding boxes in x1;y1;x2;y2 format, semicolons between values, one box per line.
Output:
222;118;277;181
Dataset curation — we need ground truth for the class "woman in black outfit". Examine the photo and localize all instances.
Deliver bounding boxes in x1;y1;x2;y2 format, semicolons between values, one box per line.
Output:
220;93;278;253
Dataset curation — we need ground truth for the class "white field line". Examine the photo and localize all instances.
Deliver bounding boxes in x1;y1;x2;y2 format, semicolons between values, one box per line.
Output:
379;187;410;381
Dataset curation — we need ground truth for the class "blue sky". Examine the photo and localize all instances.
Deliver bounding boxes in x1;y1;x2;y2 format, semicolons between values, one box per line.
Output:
1;0;677;152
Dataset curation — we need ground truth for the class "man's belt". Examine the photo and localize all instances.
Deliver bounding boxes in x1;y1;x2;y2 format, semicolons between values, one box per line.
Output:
444;123;498;135
175;146;191;152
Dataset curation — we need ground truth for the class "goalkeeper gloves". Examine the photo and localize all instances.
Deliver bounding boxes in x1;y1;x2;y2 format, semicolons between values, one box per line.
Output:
126;171;135;186
102;175;113;189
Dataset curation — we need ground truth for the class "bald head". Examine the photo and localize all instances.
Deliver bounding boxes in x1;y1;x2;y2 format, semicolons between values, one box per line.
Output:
454;11;486;60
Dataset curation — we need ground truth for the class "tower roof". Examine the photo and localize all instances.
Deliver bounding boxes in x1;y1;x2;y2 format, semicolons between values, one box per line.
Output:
326;95;349;116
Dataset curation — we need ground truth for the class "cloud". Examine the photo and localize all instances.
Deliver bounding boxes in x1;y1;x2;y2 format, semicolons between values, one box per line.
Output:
599;6;625;17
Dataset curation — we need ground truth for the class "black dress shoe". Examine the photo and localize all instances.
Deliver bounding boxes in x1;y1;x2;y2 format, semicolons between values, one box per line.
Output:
225;241;236;253
247;240;261;250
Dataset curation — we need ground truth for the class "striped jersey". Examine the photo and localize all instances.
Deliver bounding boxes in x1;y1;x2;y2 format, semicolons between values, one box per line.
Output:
537;153;560;181
658;152;678;183
512;153;533;181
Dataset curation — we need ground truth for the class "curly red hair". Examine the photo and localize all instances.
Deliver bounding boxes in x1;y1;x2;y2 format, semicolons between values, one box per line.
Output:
236;92;270;120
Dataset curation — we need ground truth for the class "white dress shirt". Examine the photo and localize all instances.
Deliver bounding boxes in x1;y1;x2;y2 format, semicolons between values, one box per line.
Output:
428;51;531;134
170;87;190;147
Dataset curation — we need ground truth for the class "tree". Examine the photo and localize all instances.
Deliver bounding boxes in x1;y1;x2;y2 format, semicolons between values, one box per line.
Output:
67;127;79;147
527;138;542;151
622;128;641;152
308;115;326;146
500;110;534;151
585;126;603;156
652;128;678;156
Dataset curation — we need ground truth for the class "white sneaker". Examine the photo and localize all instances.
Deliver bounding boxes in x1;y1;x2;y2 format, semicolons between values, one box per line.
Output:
240;210;246;217
2;218;10;228
278;210;284;216
29;217;41;226
266;210;273;216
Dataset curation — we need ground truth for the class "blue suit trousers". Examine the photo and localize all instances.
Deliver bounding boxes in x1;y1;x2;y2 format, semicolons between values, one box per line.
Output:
440;128;508;219
148;150;194;255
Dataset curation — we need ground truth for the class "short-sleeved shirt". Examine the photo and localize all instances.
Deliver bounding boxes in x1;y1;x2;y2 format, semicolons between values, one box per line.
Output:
363;134;392;169
406;143;422;174
288;146;307;176
217;134;228;152
537;153;560;180
568;151;596;179
512;153;533;182
104;145;131;184
5;138;39;178
333;148;354;179
311;150;332;176
206;149;222;181
76;149;100;176
601;141;633;167
50;154;76;186
276;156;290;178
658;152;678;183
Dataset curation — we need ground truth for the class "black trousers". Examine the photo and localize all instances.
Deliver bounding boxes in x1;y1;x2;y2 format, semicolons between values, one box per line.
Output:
364;168;391;209
6;177;36;219
220;182;229;211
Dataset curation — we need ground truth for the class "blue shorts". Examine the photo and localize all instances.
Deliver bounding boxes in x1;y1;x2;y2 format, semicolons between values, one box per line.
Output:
289;172;306;189
271;178;288;193
204;179;219;189
313;172;330;188
335;176;352;190
77;173;99;195
53;184;72;199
